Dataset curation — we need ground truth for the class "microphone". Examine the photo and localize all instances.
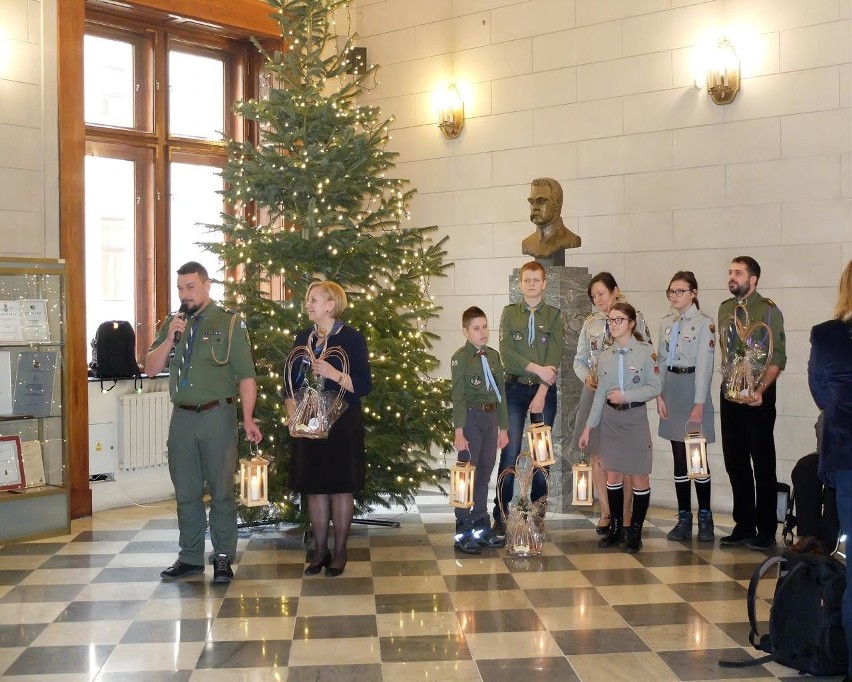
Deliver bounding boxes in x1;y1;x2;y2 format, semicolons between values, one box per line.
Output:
173;303;189;344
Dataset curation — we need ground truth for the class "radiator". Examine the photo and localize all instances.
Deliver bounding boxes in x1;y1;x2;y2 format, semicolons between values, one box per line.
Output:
118;392;173;470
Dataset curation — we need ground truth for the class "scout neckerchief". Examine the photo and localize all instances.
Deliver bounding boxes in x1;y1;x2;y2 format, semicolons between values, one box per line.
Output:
476;348;502;403
666;314;681;368
526;304;537;346
178;314;200;389
617;345;630;392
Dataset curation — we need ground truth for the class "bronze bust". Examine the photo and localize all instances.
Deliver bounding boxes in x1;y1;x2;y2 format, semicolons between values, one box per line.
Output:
521;177;581;266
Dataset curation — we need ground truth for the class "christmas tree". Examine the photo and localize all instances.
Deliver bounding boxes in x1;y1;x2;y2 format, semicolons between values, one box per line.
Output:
212;0;452;522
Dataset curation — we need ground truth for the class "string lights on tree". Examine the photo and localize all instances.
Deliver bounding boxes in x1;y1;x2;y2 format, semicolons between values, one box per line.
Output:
208;0;453;523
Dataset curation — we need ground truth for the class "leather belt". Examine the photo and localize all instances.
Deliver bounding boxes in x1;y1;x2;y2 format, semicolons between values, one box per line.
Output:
177;396;235;413
666;366;696;374
505;374;537;386
606;400;646;411
468;403;496;412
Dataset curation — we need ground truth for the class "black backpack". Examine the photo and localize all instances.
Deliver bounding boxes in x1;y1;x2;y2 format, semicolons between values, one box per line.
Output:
90;320;142;386
720;550;847;676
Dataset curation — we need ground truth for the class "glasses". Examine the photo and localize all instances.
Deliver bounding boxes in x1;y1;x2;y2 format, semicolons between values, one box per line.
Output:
666;288;692;298
607;317;629;326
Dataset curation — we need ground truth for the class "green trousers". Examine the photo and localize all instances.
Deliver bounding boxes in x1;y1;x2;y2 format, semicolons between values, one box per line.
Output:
167;402;238;565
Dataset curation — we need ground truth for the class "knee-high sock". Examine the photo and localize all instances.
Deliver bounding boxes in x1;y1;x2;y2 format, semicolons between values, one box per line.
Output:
607;483;624;522
632;487;651;526
695;476;711;510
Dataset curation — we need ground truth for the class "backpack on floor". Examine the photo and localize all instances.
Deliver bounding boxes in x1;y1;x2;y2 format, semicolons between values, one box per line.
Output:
89;320;142;387
719;550;847;676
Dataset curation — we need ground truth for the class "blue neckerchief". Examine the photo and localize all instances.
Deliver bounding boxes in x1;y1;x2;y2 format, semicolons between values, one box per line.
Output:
477;349;502;403
617;346;629;392
526;305;536;346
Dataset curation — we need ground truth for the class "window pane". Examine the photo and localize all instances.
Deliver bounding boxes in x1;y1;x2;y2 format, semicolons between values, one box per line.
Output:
85;156;136;348
169;163;225;310
84;35;135;128
169;51;225;140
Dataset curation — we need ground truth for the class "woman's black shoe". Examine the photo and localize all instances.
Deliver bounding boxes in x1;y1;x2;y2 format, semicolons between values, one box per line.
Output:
325;563;346;577
304;551;331;575
595;515;611;535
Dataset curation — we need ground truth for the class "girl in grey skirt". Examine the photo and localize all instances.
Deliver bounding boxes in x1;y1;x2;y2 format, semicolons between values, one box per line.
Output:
571;272;652;533
656;271;716;543
578;301;662;553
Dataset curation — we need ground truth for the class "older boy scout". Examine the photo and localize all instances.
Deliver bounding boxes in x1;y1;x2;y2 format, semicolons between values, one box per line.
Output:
145;261;262;584
492;261;563;539
451;306;509;553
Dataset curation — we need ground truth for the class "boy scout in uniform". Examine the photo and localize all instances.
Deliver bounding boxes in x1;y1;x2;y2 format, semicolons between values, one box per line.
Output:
451;306;509;553
717;256;786;551
492;261;562;539
145;261;262;584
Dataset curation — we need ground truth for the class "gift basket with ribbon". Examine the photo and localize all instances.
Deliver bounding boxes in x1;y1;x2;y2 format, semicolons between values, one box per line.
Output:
285;333;349;439
719;302;774;404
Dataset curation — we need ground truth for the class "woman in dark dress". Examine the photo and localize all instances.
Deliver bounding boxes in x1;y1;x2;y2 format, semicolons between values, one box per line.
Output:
285;281;371;576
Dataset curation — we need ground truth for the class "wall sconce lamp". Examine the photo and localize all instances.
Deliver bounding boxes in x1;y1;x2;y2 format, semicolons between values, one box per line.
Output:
707;38;740;105
437;83;464;139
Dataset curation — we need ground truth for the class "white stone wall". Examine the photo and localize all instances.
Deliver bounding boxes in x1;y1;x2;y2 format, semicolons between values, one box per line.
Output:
355;0;852;510
0;0;58;258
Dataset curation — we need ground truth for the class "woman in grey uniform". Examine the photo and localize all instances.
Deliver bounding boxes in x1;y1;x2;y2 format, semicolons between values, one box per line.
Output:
578;301;661;553
656;271;716;542
571;272;651;532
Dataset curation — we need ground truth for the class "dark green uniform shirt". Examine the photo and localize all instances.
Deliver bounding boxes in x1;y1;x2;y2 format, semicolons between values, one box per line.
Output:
450;341;509;430
150;302;257;405
498;301;563;382
718;290;787;370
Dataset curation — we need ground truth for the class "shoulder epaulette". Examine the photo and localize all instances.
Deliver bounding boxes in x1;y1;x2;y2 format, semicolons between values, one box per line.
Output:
763;297;777;308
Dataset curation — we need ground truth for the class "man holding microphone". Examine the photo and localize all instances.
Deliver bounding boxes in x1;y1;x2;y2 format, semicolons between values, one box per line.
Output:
145;261;262;584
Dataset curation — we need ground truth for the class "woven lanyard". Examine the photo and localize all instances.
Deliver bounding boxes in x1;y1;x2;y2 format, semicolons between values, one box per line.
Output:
477;350;502;403
178;316;199;389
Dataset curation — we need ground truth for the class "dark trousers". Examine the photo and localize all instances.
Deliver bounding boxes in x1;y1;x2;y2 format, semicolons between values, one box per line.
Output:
791;451;839;548
492;381;556;521
720;384;778;538
455;408;498;529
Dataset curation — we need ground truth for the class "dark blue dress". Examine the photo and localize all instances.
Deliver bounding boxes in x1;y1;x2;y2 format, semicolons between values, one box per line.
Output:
286;324;372;493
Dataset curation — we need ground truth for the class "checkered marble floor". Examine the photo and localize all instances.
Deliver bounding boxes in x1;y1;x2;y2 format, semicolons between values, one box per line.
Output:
0;491;842;681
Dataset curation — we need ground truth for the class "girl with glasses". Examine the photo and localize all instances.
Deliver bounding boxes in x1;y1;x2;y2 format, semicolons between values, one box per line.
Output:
578;301;661;553
656;271;716;543
571;272;651;533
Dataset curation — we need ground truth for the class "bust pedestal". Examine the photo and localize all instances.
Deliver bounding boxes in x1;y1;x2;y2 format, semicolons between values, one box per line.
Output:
508;266;591;512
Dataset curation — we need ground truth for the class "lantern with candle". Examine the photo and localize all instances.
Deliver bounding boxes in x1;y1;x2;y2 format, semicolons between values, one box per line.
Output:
526;416;555;467
239;452;269;507
685;421;708;480
572;453;594;507
449;454;475;509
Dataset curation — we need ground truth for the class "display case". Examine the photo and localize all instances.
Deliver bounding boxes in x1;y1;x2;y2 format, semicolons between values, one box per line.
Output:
0;258;69;542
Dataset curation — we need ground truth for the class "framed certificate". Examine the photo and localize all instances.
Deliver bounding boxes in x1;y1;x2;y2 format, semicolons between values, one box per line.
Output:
0;435;25;491
21;440;45;488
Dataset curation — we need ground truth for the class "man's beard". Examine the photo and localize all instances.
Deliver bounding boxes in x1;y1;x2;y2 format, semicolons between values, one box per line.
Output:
728;281;750;299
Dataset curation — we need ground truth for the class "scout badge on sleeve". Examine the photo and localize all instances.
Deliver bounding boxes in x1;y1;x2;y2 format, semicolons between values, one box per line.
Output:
719;303;773;403
285;334;349;439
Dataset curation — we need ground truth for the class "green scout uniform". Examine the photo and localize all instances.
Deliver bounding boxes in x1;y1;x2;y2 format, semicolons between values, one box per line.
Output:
450;341;508;527
499;301;563;384
717;289;786;541
149;301;257;566
718;291;787;373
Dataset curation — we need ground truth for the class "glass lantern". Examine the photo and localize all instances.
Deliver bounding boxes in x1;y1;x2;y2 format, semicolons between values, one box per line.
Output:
527;418;555;467
239;455;269;507
572;455;594;507
685;422;708;480
449;460;475;508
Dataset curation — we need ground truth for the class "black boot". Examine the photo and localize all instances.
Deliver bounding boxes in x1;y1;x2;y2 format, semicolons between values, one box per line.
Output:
623;522;643;553
598;517;624;548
